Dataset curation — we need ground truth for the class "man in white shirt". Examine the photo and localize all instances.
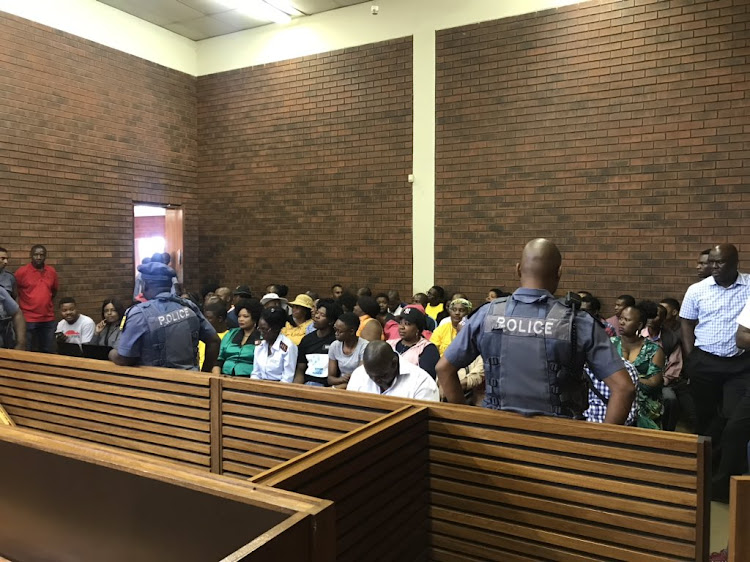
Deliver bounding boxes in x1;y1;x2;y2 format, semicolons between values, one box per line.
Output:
347;341;439;401
55;297;95;346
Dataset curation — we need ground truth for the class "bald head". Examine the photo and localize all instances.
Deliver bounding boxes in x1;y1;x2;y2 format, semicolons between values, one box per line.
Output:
516;239;562;293
363;341;400;391
709;243;740;287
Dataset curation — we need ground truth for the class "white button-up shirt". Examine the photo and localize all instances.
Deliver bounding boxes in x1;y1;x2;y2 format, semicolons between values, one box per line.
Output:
251;333;298;383
347;357;439;401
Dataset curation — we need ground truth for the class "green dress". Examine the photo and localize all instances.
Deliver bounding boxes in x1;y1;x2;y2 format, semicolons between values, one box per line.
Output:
611;337;664;429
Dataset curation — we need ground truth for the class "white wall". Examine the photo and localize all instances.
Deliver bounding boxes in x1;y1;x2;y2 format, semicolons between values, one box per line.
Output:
0;0;197;75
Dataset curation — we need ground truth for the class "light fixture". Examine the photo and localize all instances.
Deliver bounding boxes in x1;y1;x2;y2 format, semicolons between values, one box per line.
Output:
218;0;296;24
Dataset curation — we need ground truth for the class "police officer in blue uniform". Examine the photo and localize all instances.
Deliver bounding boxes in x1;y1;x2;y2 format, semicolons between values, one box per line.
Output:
109;262;219;371
437;239;635;424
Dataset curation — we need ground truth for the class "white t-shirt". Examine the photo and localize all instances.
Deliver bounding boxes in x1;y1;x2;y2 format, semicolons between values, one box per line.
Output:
347;357;440;401
57;315;96;345
738;297;750;329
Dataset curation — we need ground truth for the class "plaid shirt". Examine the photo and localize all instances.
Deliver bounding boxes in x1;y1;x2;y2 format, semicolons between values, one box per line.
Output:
584;361;639;425
680;273;750;357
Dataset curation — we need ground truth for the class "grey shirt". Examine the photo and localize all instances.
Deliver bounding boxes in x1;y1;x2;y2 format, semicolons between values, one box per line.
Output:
328;337;368;376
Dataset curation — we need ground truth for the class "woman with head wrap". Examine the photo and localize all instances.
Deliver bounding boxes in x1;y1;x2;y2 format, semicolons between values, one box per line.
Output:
430;297;473;356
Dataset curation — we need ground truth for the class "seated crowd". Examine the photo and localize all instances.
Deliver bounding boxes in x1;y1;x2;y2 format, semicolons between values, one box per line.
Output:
2;243;749;508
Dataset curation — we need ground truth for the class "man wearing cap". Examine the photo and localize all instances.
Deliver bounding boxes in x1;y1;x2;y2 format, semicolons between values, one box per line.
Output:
387;306;440;379
347;341;440;401
227;285;252;328
110;261;219;371
261;292;288;309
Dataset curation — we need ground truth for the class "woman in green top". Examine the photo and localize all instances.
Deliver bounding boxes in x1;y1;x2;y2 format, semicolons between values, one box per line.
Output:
611;301;665;429
212;298;264;376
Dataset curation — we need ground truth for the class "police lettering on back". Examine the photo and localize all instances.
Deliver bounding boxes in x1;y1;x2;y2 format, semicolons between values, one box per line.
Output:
109;261;220;372
490;316;555;336
155;307;192;327
436;238;636;425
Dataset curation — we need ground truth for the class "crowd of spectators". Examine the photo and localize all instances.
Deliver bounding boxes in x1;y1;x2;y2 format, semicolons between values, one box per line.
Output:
1;242;749;507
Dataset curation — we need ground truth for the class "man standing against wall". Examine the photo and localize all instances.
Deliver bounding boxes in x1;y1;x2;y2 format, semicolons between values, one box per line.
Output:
15;245;58;353
680;244;750;502
0;247;16;299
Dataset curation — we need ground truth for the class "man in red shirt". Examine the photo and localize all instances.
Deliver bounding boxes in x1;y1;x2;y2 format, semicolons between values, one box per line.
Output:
15;245;58;353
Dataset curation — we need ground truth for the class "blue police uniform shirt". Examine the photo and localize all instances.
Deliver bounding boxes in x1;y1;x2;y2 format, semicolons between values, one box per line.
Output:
117;292;216;370
444;288;625;383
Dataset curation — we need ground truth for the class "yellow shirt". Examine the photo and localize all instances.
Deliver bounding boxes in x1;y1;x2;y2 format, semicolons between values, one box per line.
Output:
430;322;457;356
425;303;444;321
199;330;228;369
282;319;313;347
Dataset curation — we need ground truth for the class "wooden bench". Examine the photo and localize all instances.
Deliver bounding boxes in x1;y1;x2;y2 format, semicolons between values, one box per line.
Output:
253;405;430;561
730;475;750;562
0;425;334;562
427;404;710;562
0;350;711;560
0;350;213;469
217;378;399;477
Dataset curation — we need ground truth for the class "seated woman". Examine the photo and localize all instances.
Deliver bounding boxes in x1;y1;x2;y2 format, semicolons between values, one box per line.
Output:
212;298;263;376
92;298;125;347
327;312;368;389
611;300;665;429
252;307;298;382
387;307;440;379
431;297;472;356
354;296;384;342
281;294;314;346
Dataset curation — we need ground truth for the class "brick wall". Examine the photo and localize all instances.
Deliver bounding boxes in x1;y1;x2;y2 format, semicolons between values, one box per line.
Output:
197;38;413;299
134;216;166;240
0;12;197;318
435;0;749;311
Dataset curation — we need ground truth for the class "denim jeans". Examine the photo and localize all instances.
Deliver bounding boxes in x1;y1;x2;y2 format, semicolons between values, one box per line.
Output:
25;320;57;353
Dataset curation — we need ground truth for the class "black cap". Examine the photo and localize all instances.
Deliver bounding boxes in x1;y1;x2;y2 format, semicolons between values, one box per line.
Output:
233;285;252;297
398;306;426;331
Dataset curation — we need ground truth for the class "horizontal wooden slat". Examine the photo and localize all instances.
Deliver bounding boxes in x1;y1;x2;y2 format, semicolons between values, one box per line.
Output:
7;407;210;454
430;449;697;507
0;393;209;432
429;463;696;524
430;493;694;558
431;509;691;562
0;369;207;408
0;359;210;396
222;402;361;433
222;437;303;461
430;479;695;541
221;391;383;422
222;426;322;452
0;379;209;420
14;416;210;467
431;533;591;562
429;419;699;472
222;461;266;477
429;433;697;489
222;414;340;442
428;405;704;454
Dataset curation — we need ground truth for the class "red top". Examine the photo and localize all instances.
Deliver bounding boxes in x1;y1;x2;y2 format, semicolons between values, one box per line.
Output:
15;263;58;322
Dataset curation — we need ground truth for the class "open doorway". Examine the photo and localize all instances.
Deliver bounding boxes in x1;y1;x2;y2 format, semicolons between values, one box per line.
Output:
133;204;184;289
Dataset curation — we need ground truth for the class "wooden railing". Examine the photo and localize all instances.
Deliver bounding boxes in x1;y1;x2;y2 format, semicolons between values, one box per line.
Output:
0;349;711;561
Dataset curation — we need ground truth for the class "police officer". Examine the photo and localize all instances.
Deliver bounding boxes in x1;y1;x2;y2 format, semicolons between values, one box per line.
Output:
0;286;26;350
436;239;635;424
109;261;219;371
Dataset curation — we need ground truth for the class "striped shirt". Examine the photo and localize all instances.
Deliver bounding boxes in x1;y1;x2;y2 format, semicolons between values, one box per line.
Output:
680;273;750;357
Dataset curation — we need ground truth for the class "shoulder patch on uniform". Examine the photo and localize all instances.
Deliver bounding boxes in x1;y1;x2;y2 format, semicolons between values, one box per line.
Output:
280;342;288;352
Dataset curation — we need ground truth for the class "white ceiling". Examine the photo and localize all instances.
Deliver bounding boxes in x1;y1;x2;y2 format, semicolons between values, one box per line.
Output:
96;0;374;41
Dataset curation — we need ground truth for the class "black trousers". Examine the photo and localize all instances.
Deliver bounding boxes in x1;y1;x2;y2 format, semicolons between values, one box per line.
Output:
686;348;750;501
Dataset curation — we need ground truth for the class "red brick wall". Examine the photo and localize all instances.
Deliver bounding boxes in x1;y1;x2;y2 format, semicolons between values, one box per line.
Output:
0;12;197;318
435;0;750;311
197;38;413;299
